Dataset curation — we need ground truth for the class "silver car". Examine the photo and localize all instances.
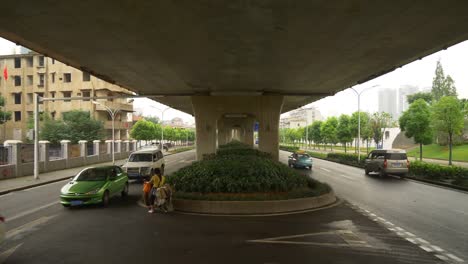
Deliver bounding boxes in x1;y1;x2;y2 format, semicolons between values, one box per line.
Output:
364;149;409;177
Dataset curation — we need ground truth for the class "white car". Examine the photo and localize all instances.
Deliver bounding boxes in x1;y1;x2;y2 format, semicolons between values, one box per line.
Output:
0;214;5;244
122;149;165;181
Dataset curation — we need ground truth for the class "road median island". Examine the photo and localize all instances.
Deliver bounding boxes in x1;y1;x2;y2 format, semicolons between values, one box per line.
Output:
167;141;335;215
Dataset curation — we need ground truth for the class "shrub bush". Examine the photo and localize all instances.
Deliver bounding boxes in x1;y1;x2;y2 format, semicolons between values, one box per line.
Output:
279;145;300;152
326;153;367;168
168;142;331;197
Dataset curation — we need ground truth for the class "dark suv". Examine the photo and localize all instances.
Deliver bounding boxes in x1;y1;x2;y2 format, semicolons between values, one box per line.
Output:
364;149;409;177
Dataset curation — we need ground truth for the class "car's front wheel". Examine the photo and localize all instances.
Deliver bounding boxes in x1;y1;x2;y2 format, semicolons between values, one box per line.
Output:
308;166;312;170
102;191;110;207
121;182;129;197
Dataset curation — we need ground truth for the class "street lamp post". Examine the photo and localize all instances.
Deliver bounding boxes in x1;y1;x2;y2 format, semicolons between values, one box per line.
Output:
349;84;379;162
92;101;120;165
150;106;170;149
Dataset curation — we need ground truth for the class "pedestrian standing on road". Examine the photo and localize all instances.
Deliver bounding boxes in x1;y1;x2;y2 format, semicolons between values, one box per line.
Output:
147;168;165;214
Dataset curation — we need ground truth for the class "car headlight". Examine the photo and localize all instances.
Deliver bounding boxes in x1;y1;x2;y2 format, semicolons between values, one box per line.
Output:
85;188;101;195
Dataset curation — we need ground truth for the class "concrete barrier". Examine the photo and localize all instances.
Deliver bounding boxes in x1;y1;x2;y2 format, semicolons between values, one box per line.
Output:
173;191;336;215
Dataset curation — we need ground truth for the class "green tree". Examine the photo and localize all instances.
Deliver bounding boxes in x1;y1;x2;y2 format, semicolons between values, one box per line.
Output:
62;111;104;143
337;114;353;153
407;92;433;105
145;116;160;124
321;117;338;150
432;96;464;165
431;60;457;101
399;99;433;161
350;111;371;153
40;111;103;144
370;112;391;148
130;120;156;142
310;121;323;149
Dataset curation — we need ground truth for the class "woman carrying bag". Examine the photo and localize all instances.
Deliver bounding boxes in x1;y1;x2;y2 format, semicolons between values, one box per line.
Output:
146;168;165;214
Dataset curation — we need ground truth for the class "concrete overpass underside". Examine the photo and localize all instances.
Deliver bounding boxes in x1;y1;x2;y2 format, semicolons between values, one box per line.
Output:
1;1;468;159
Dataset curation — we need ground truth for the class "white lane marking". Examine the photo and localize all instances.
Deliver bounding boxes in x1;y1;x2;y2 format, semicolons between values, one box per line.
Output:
385;221;394;226
416;238;429;244
377;217;385;221
405;238;417;244
7;201;59;222
6;215;57;239
420;245;434;252
405;232;415;237
340;175;355;181
0;193;13;198
320;168;331;172
0;243;23;263
430;245;444;252
446;253;464;262
369;213;376;217
452;209;468;216
435;254;449;261
395;227;404;232
396;232;405;237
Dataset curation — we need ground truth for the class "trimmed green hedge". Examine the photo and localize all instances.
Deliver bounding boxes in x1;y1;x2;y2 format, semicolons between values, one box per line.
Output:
279;145;300;153
168;141;331;198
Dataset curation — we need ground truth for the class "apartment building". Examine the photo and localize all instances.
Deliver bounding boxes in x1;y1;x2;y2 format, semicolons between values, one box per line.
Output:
0;52;134;142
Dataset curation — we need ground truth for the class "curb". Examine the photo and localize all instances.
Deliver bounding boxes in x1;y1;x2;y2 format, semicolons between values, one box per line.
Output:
172;191;336;215
0;148;196;196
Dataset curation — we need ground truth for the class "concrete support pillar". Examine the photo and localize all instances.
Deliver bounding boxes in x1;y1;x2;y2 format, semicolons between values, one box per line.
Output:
79;140;87;157
242;118;255;147
93;140;101;156
39;140;50;171
192;97;219;160
61;140;71;168
4;140;22;177
258;97;283;161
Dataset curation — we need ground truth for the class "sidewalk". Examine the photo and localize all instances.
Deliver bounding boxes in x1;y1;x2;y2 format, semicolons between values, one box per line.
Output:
0;146;193;195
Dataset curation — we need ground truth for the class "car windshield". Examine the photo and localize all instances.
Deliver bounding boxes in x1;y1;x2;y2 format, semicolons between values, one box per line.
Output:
128;153;153;162
298;154;310;159
75;168;108;181
385;153;407;160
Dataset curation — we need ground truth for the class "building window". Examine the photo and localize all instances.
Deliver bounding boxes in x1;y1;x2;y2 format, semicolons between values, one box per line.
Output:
27;111;33;120
63;91;72;102
38;56;45;67
51;73;55;83
27;93;33;104
14;76;21;86
83;72;90;82
13;93;21;104
38;74;45;87
14;111;21;122
107;92;113;102
51;59;55;64
14;58;21;68
51;111;56;120
26;57;33;67
27;75;33;85
63;73;71;83
82;91;91;101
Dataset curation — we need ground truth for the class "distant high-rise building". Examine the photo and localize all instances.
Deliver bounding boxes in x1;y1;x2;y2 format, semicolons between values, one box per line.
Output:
378;88;398;120
280;106;322;129
398;85;419;116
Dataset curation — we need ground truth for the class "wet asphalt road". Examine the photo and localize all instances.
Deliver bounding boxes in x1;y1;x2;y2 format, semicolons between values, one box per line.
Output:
0;150;465;263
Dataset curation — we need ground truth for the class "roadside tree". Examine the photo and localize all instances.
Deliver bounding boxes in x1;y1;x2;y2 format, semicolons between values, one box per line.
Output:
321;117;338;150
432;96;464;165
399;99;433;161
310;121;323;149
431;60;457;101
337;114;353;153
370;112;392;148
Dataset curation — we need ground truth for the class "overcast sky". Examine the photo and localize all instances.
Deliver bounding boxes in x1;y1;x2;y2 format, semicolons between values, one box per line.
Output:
2;37;468;122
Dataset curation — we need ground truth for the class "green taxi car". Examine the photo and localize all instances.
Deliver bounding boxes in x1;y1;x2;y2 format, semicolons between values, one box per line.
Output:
288;151;313;170
60;166;129;207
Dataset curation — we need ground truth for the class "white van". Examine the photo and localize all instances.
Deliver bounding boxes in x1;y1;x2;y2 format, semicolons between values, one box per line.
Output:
122;148;165;180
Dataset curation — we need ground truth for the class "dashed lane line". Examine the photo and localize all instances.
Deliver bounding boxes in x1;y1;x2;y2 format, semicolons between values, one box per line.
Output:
7;201;59;222
348;202;465;264
320;168;331;172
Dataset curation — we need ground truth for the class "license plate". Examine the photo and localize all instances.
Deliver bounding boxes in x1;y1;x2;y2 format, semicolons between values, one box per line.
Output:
392;163;402;168
70;200;83;206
